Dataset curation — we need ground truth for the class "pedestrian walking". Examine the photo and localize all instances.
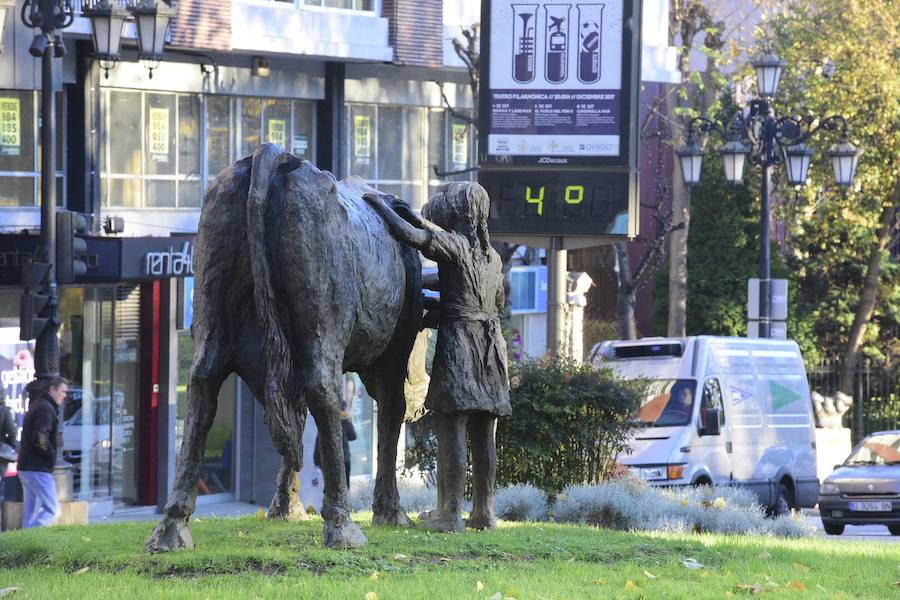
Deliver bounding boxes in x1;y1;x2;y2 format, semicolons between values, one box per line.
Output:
18;376;68;528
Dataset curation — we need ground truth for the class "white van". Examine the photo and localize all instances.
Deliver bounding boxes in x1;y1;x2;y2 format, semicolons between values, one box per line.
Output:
589;336;818;514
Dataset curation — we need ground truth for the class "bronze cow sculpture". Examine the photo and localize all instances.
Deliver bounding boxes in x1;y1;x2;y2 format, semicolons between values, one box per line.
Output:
147;144;422;550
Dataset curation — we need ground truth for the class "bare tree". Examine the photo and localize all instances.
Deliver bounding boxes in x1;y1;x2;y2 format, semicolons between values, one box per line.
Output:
613;96;683;338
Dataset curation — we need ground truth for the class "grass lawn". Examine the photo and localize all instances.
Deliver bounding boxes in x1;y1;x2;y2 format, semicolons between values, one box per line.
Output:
0;513;897;599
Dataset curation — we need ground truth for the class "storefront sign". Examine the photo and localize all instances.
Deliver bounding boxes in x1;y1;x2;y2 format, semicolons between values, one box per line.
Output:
143;240;194;277
292;134;308;157
353;115;371;161
268;119;287;149
0;97;21;156
149;107;170;161
0;235;119;286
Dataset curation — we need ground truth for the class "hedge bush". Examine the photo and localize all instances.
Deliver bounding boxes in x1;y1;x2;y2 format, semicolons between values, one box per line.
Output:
496;356;646;493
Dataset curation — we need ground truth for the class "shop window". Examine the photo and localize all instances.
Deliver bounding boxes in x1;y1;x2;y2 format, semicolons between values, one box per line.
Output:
0;90;65;209
348;104;475;211
344;373;374;478
207;96;232;179
102;90;202;209
176;331;235;496
303;0;375;12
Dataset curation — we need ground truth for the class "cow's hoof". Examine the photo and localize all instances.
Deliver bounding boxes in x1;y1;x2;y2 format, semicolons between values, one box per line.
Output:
372;506;414;528
465;513;497;530
146;517;194;553
323;518;368;549
419;511;464;533
267;493;309;521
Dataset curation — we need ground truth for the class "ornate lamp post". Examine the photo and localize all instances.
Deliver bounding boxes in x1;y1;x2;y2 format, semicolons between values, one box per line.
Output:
676;50;860;338
19;0;176;497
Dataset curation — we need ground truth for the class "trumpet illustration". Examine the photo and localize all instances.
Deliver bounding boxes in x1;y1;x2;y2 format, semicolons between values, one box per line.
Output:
512;4;539;83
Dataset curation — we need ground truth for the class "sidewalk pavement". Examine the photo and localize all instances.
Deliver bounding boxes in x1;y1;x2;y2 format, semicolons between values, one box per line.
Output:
94;501;266;524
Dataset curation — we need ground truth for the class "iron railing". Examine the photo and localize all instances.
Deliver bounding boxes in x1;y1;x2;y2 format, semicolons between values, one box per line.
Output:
808;357;900;442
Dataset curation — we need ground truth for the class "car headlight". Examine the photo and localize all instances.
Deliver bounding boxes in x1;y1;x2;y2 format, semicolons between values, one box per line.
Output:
632;466;667;481
819;482;840;495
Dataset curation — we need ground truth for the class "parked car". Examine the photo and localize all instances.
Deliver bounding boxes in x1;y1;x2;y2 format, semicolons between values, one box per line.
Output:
590;336;819;515
818;430;900;536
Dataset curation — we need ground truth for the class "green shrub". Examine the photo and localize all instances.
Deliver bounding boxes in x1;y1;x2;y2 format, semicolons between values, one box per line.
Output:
496;357;646;493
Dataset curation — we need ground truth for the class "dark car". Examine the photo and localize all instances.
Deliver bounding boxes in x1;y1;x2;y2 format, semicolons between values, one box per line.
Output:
818;430;900;536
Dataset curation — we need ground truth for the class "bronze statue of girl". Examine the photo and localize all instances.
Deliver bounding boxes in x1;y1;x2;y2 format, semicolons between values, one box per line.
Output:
364;182;510;531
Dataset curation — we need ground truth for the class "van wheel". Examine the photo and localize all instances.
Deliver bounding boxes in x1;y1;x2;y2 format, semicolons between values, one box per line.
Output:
823;521;844;535
769;484;792;517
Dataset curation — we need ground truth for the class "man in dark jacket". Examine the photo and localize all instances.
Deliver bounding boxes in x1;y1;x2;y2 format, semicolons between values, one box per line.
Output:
313;400;357;488
18;376;68;528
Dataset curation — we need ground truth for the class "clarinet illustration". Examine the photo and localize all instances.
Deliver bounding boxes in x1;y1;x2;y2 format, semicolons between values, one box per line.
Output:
577;4;604;84
544;4;572;83
512;4;539;83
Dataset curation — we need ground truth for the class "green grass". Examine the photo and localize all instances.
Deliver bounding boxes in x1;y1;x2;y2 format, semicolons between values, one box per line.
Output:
0;513;897;599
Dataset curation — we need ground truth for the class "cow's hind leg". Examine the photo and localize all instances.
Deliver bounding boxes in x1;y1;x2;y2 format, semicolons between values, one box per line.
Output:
307;362;367;548
147;351;228;552
360;369;413;527
237;366;309;521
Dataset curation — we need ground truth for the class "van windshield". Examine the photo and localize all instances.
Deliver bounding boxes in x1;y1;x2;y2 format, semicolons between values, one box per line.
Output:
636;379;697;427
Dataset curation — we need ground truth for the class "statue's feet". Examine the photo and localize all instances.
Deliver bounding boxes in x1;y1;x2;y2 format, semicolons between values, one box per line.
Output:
465;512;497;530
372;506;414;528
146;517;194;553
323;517;368;549
419;510;464;532
267;492;309;521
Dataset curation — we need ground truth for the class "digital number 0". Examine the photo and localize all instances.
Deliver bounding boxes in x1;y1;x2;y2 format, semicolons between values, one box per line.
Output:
564;185;584;205
526;186;544;216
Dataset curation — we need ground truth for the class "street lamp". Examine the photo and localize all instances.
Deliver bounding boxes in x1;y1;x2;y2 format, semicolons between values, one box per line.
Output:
129;0;177;78
677;50;860;338
82;1;130;78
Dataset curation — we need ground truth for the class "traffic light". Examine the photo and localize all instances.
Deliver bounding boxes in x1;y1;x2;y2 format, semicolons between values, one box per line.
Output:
56;210;90;284
19;258;52;341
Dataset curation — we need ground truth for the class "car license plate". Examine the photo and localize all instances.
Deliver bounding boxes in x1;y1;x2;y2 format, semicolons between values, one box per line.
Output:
848;501;892;512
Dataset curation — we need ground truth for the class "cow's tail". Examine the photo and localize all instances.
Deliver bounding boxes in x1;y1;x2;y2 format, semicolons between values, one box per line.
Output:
246;143;303;468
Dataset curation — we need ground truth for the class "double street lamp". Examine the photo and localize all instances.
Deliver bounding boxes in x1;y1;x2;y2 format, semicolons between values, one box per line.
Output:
676;50;860;338
18;1;176;494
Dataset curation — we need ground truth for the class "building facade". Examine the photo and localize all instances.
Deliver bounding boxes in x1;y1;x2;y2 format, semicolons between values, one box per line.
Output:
0;0;677;517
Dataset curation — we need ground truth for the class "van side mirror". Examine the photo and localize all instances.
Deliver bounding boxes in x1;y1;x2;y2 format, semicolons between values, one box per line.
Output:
700;408;721;436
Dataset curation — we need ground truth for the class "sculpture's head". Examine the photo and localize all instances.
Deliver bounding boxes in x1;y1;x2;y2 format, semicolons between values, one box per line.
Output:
423;182;491;253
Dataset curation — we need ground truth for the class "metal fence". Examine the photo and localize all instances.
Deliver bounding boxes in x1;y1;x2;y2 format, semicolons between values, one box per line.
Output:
808;358;900;442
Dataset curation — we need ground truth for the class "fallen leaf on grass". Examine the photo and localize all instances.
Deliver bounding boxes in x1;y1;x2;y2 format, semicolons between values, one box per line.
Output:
592;579;608;585
393;553;408;560
255;509;266;521
364;593;378;600
644;570;657;579
486;593;503;600
0;590;21;598
238;530;246;538
80;536;91;543
786;581;806;591
792;562;810;572
475;581;484;592
75;566;90;575
369;571;380;581
735;582;763;594
757;552;773;560
439;557;452;563
682;558;704;569
624;579;638;591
